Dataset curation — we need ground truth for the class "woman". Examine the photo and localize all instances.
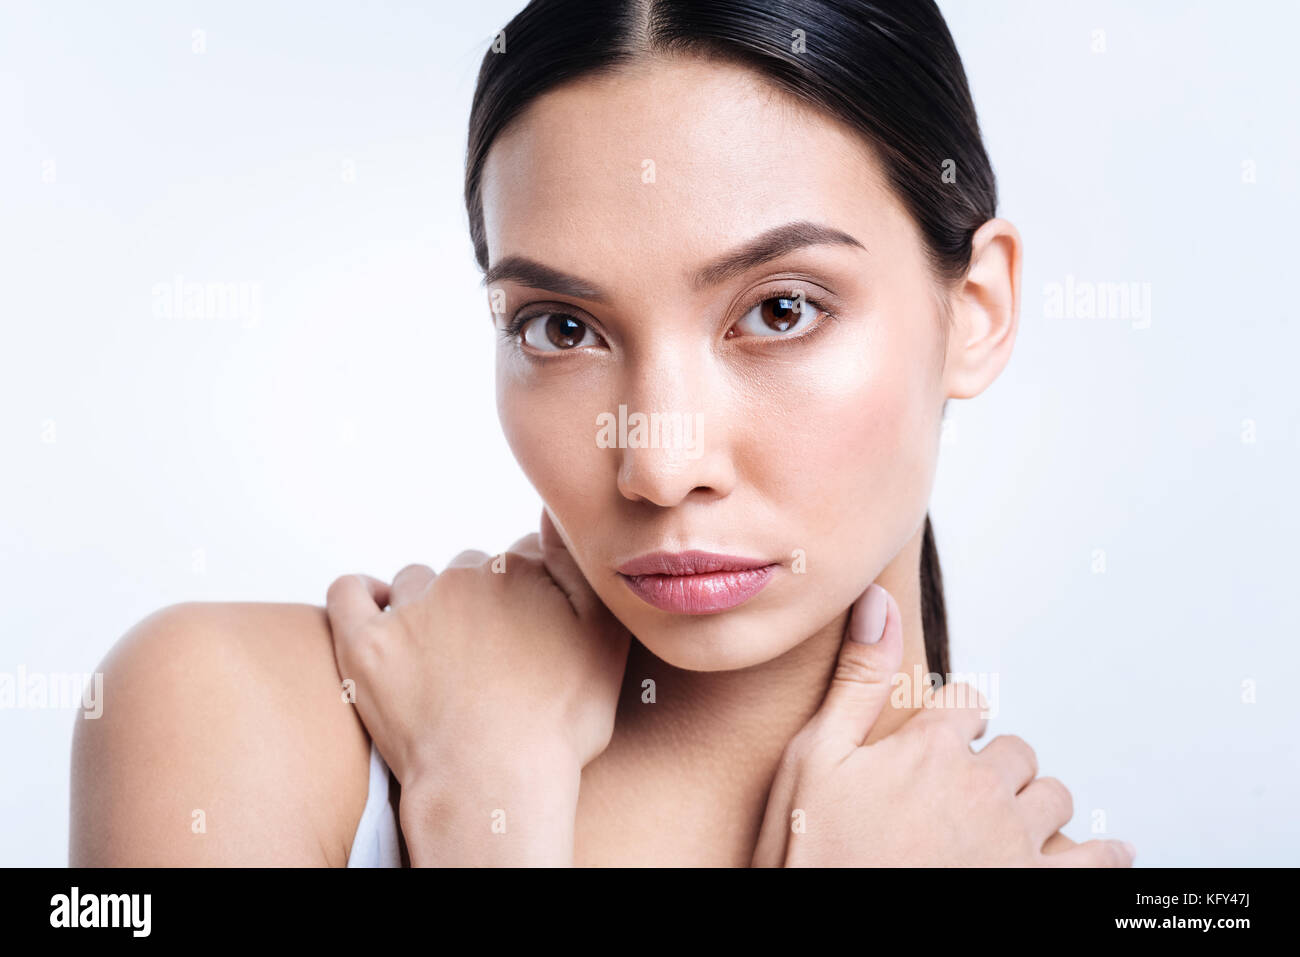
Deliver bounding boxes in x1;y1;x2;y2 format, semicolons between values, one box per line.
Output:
70;0;1137;867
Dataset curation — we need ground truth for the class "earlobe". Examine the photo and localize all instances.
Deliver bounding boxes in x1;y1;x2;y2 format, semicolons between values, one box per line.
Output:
942;218;1022;400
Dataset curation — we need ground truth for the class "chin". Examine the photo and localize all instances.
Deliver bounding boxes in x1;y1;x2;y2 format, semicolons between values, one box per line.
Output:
609;595;829;673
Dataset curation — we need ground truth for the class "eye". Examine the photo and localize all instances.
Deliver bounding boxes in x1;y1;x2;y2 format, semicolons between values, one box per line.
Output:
513;312;605;352
727;290;829;339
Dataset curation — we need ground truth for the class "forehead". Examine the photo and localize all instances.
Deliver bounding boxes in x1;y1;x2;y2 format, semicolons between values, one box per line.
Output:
479;55;911;292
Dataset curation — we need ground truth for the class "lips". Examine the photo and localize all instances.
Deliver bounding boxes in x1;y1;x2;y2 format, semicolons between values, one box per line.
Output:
616;550;777;615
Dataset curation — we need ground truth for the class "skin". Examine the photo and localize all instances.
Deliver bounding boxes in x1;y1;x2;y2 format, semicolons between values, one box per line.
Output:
70;601;370;866
70;54;1133;867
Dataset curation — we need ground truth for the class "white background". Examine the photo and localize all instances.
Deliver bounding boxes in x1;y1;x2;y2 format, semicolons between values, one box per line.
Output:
1;0;1296;866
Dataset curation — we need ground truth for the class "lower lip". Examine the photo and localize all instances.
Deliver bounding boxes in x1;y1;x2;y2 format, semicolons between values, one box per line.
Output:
619;564;777;615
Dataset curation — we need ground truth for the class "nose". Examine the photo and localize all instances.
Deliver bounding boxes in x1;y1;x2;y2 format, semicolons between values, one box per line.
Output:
610;349;735;508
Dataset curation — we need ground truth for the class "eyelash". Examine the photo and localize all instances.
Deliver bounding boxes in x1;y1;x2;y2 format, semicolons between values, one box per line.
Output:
498;310;548;342
732;288;839;344
499;288;838;351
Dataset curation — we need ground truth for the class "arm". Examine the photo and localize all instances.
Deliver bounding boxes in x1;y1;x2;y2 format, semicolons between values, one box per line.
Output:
70;602;371;866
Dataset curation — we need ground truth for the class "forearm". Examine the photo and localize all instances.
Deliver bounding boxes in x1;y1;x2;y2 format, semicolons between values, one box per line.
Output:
398;752;582;867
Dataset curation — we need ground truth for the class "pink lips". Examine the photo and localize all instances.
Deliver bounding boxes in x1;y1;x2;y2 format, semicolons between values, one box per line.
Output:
616;550;777;615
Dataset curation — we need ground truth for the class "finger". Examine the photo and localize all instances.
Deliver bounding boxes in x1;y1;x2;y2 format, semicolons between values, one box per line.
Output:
974;733;1038;794
390;563;436;608
481;534;541;576
538;508;601;617
912;680;990;745
1017;776;1074;848
803;583;903;755
753;584;898;866
505;532;542;558
1042;838;1136;868
751;742;804;867
445;549;489;570
325;573;390;637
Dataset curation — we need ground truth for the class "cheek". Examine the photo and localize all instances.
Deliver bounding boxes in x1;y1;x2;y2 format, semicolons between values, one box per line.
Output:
496;364;612;549
745;316;940;573
827;375;933;569
499;374;588;493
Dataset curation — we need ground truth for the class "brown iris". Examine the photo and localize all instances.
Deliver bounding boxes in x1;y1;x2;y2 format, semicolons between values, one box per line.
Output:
761;296;802;332
544;315;585;349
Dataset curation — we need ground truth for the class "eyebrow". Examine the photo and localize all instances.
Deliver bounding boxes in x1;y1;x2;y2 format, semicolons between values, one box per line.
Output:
481;220;865;302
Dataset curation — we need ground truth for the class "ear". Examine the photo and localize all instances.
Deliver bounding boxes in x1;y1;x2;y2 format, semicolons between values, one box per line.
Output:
942;217;1022;400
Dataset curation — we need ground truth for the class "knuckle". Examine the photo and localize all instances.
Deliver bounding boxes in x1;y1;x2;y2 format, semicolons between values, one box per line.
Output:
501;550;544;573
1011;734;1039;776
1037;776;1074;822
989;732;1038;778
830;649;892;688
781;732;814;768
325;573;361;604
918;713;966;752
940;680;988;715
431;566;482;607
437;562;479;585
1000;732;1035;761
394;562;433;581
508;533;541;554
779;726;824;773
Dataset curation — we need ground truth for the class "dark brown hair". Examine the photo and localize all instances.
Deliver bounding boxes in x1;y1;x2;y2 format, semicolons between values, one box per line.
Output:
464;0;999;674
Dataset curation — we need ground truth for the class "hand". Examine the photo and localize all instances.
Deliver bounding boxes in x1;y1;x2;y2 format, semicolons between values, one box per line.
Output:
751;583;1136;867
325;508;631;865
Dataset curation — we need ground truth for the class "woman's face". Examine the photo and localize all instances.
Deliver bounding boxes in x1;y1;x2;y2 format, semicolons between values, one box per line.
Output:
481;56;953;672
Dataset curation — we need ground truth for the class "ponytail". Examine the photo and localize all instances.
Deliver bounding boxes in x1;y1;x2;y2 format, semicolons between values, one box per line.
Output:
919;512;949;679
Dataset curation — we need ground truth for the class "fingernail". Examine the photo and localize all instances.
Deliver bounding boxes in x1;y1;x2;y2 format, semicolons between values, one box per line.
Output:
851;584;888;644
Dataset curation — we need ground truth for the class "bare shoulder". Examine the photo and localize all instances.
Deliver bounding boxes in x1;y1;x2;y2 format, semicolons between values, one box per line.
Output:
70;601;372;866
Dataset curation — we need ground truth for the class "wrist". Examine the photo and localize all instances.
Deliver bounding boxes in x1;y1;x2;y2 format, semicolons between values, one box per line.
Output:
399;748;582;867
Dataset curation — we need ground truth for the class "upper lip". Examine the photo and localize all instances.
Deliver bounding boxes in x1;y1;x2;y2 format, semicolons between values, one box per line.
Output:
616;550;774;577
